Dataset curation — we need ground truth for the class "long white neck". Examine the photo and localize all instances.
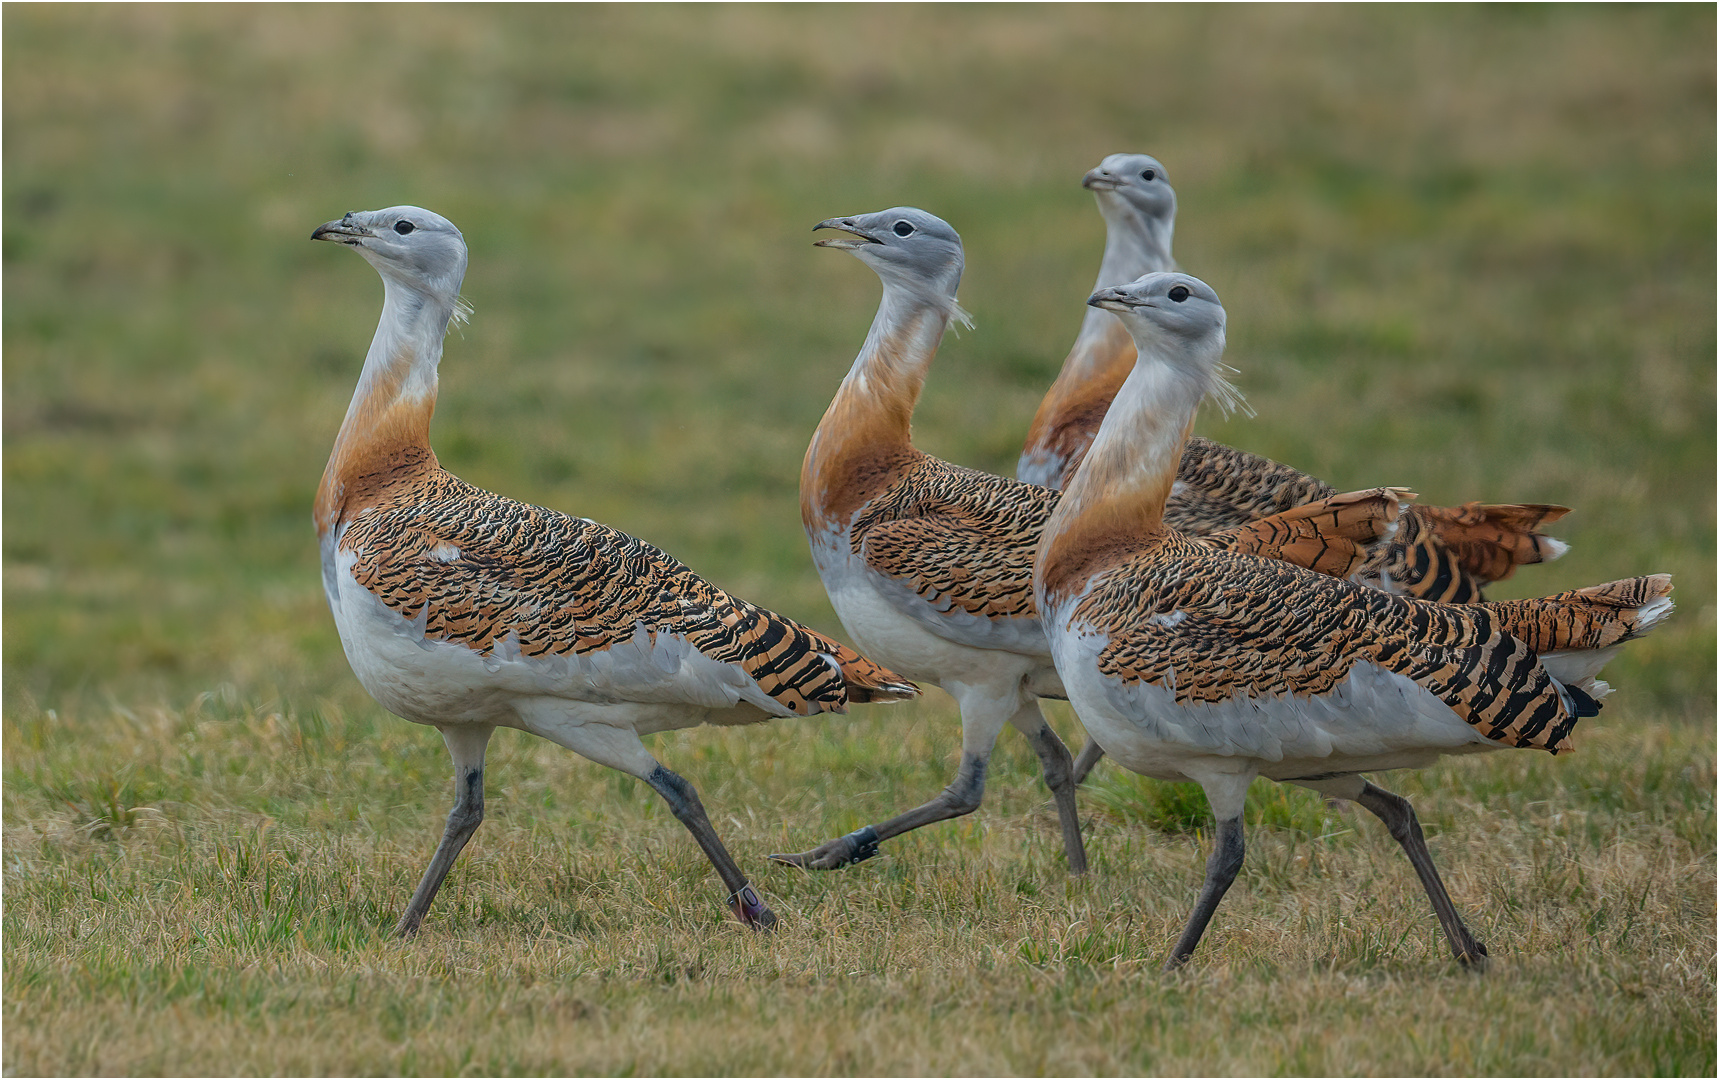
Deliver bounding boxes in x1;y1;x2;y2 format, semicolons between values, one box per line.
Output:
1065;205;1176;369
333;276;456;449
317;276;459;538
1037;324;1221;598
1020;205;1177;488
821;274;963;449
801;275;963;527
848;284;952;403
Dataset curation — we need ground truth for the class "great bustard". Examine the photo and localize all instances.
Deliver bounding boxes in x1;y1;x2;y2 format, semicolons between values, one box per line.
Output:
1020;152;1569;600
1020;153;1574;784
1019;153;1178;491
310;206;917;935
774;208;1416;876
1034;271;1673;969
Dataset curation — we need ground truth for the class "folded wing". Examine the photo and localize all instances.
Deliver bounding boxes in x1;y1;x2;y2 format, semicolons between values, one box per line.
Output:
342;472;917;716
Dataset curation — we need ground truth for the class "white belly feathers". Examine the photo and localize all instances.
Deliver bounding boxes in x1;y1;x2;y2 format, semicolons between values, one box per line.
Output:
807;524;1063;696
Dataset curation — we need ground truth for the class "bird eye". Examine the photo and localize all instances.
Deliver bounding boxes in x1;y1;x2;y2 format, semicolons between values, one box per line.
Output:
394;220;416;235
1168;285;1190;302
892;220;914;237
1141;169;1156;181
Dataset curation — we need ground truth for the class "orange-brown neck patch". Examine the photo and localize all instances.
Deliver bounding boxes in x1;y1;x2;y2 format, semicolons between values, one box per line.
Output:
1038;411;1193;604
801;310;944;531
315;358;439;537
800;392;923;531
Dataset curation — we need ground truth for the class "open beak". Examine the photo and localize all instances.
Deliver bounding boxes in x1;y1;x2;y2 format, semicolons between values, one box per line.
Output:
311;215;373;244
812;217;883;250
1082;168;1121;191
1087;285;1142;312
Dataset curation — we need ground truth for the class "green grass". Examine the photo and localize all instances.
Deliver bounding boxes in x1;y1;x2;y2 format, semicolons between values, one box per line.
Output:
5;697;1713;1074
4;5;1714;1075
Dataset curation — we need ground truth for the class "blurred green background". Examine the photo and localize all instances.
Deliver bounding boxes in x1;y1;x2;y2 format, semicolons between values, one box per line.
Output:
5;5;1711;721
4;7;1712;1074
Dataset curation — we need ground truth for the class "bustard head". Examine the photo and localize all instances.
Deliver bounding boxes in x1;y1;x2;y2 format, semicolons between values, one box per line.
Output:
812;207;966;312
1089;271;1244;415
312;206;468;304
1089;271;1222;343
1083;153;1177;235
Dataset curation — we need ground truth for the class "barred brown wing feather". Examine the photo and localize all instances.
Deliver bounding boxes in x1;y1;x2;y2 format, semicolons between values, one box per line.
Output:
1362;508;1485;603
1482;574;1673;653
1197;487;1410;579
1414;502;1572;583
851;459;1054;625
343;471;912;714
1166;436;1338;533
819;640;921;702
1074;535;1581;752
1170;438;1569;602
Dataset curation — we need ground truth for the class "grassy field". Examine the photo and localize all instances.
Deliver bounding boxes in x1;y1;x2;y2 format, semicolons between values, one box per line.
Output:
4;5;1713;1075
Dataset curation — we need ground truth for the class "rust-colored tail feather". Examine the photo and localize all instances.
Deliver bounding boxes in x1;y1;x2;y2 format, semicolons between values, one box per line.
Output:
824;641;920;704
1201;487;1413;580
1417;502;1572;583
1374;502;1570;603
1489;573;1675;654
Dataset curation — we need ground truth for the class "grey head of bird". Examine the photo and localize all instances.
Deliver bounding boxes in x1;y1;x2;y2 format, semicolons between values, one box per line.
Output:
1083;153;1177;231
312;206;468;304
813;207;966;309
1089;271;1246;415
1089;271;1221;344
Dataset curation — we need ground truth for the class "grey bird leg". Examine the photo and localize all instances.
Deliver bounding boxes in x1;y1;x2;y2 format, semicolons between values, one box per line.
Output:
646;764;777;931
1164;814;1245;971
1021;720;1088;875
396;725;493;939
771;752;989;870
1070;739;1106;785
1355;780;1488;969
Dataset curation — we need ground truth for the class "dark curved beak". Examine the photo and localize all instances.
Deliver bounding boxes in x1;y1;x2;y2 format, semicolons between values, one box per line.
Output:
311;215;371;243
1087;285;1139;311
1082;168;1120;191
813;217;882;249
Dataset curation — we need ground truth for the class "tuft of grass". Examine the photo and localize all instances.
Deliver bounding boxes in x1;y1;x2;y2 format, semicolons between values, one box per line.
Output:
37;765;158;840
4;4;1713;1075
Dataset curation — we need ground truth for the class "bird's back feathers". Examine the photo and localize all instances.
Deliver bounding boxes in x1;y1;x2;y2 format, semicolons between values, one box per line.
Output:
340;466;917;717
1411;502;1572;584
1170;437;1568;603
839;457;1432;657
1064;533;1671;755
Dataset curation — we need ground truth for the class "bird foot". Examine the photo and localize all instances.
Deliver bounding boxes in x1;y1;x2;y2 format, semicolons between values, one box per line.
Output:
729;884;777;931
768;826;881;871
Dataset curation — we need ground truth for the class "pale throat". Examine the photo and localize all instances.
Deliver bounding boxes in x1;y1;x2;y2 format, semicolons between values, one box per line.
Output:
317;277;457;533
830;286;954;439
1047;340;1210;541
357;277;454;400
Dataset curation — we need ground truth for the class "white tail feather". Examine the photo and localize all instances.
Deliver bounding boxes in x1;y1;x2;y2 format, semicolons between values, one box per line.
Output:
1634;595;1675;634
1540;645;1622;687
